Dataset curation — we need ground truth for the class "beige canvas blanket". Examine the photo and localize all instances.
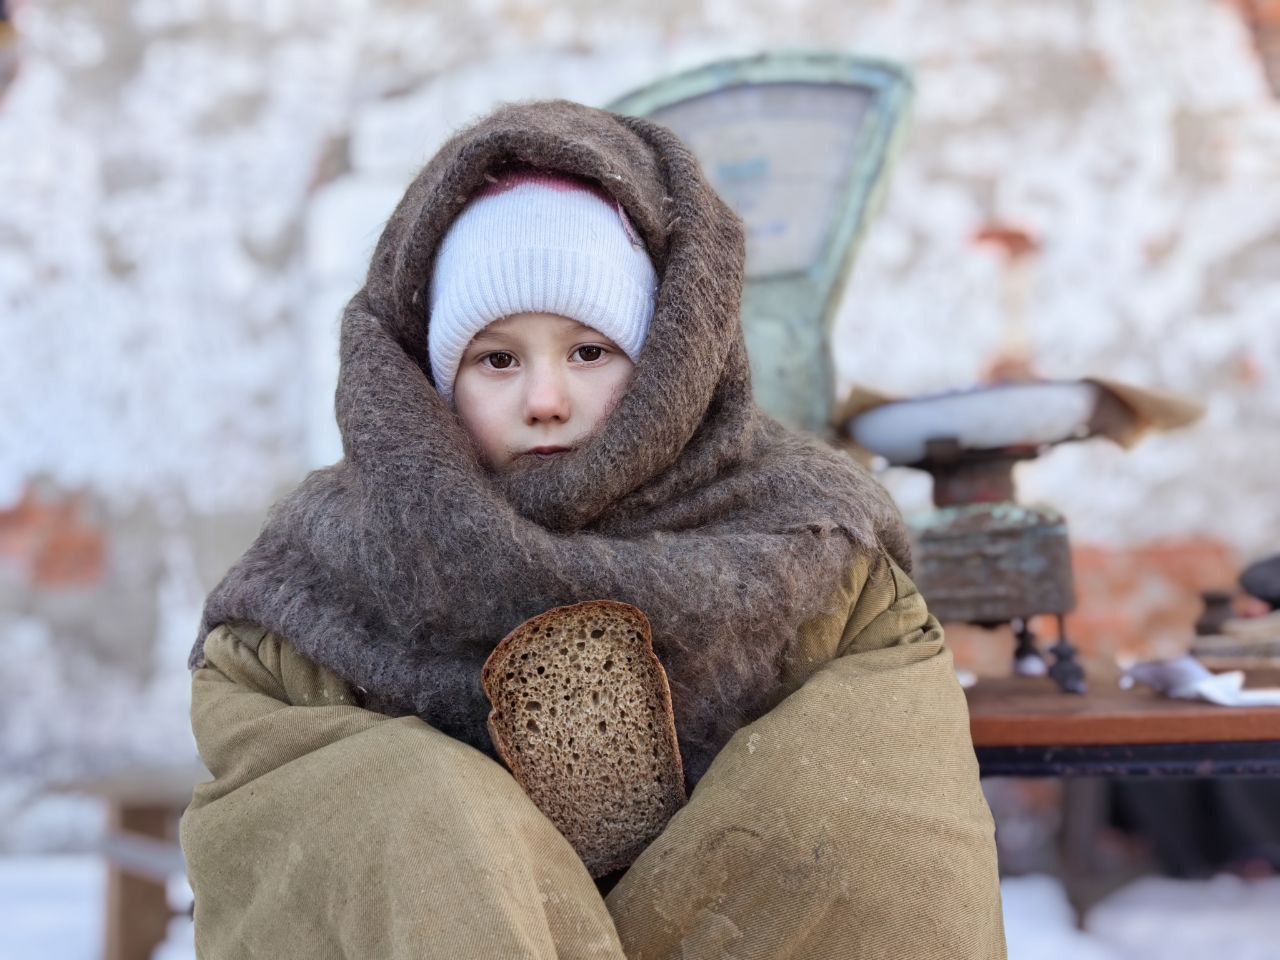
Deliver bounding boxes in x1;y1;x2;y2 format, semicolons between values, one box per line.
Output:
181;550;1006;959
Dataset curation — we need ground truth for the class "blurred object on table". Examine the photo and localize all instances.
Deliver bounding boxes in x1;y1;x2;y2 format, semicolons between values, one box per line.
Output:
1240;553;1280;611
1119;655;1280;708
1192;556;1280;676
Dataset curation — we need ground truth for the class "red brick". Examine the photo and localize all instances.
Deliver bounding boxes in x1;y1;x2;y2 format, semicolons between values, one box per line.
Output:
1234;0;1280;96
0;485;107;588
971;223;1041;260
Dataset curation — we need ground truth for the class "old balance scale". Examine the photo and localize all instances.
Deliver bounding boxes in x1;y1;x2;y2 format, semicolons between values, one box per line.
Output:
836;380;1201;693
609;54;1202;693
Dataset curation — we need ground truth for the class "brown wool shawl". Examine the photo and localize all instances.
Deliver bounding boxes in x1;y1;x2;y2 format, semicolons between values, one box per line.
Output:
191;99;912;791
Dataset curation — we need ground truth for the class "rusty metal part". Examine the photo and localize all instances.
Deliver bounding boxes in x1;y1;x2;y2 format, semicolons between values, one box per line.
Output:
907;430;1087;692
1011;617;1047;675
1047;613;1087;694
909;502;1077;624
919;440;1039;507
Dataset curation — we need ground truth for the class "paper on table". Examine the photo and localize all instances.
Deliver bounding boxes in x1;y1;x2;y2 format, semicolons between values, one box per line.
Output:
1120;654;1280;707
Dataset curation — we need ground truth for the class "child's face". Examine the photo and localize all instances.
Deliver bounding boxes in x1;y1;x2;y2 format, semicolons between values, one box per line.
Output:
452;312;637;472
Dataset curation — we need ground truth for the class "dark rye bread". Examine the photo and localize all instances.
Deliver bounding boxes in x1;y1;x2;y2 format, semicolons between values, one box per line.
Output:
481;600;688;877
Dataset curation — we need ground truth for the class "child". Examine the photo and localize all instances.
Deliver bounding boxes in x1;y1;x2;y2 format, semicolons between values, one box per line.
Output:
182;99;1006;958
428;164;654;475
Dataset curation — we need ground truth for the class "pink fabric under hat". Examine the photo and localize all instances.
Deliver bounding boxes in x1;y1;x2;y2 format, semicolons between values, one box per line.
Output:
427;166;658;407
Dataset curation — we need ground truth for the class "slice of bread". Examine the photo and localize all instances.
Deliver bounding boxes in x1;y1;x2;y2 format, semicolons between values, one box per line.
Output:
481;599;687;877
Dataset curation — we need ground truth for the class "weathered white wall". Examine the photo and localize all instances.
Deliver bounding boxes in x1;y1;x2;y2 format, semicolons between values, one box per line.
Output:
1;0;1277;846
831;2;1280;550
4;0;1276;537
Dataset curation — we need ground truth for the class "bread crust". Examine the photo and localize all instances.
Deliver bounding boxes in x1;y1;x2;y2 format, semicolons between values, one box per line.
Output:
481;600;687;876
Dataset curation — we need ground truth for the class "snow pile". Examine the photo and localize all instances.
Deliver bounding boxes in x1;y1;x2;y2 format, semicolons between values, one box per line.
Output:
4;860;1277;959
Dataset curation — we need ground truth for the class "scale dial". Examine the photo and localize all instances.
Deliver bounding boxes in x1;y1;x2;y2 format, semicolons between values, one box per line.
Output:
649;83;873;278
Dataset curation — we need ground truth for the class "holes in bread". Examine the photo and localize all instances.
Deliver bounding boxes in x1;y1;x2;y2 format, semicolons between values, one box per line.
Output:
525;700;541;712
536;665;545;675
590;628;604;638
559;646;568;655
603;659;614;671
576;640;586;650
526;719;539;732
591;689;600;706
598;719;608;734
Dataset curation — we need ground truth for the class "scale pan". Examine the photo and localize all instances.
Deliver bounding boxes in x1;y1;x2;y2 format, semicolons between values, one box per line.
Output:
847;381;1102;465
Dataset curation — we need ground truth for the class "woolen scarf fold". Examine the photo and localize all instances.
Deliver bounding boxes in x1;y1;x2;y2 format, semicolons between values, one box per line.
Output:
190;98;911;792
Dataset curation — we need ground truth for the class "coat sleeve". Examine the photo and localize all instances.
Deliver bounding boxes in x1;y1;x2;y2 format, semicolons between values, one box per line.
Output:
605;550;1008;960
180;623;623;959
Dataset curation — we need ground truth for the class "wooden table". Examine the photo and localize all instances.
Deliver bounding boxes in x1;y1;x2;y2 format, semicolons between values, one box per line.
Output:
965;672;1280;777
965;671;1280;921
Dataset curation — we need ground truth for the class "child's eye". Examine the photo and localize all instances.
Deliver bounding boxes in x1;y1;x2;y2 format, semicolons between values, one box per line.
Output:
574;345;606;363
482;352;516;370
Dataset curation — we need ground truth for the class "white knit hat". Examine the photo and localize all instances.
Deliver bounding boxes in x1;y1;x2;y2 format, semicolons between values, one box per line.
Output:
427;167;658;407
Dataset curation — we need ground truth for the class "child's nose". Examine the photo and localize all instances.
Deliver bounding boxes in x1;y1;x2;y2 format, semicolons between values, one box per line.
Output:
524;366;571;423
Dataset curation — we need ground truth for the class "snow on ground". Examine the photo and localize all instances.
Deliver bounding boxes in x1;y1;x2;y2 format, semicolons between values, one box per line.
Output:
0;858;193;960
1;858;1278;959
1001;874;1123;960
1086;873;1280;960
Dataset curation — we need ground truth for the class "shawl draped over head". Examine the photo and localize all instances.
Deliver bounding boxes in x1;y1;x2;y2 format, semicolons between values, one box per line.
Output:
191;98;912;791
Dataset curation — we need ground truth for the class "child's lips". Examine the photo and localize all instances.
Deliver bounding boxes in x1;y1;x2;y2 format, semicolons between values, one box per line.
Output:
522;446;572;458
